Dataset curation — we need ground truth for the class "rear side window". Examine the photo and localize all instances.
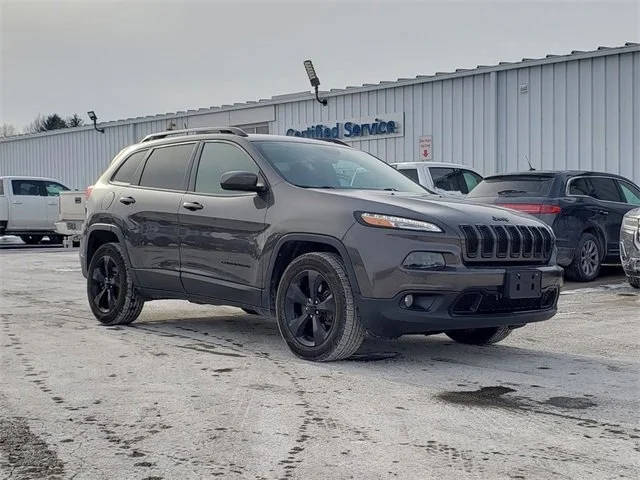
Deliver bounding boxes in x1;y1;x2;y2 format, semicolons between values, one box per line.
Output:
398;168;420;184
589;177;622;202
194;142;260;195
0;181;4;195
112;150;148;184
12;179;43;196
568;177;591;196
468;176;554;198
44;181;69;196
139;144;195;190
619;181;640;205
429;167;482;194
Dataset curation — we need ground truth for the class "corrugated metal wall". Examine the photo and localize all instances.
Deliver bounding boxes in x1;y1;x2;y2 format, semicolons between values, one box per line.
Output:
2;48;639;188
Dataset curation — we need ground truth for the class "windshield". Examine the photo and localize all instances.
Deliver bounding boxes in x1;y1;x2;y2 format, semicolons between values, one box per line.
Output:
252;141;428;193
468;175;555;197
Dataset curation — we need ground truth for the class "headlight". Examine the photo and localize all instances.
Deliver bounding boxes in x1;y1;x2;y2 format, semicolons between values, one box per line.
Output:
359;212;443;232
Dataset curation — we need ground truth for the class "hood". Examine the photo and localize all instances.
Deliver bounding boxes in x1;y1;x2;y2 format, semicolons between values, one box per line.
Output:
317;189;544;229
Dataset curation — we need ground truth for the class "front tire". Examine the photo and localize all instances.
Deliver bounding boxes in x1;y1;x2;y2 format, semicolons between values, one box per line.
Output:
445;326;512;345
276;252;364;362
628;276;640;289
566;233;601;282
87;242;144;326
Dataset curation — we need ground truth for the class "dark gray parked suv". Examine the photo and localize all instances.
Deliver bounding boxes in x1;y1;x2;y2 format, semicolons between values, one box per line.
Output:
81;127;562;361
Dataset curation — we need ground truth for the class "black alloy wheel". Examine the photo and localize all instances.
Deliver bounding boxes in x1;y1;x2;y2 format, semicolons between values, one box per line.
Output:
89;254;122;314
283;269;336;347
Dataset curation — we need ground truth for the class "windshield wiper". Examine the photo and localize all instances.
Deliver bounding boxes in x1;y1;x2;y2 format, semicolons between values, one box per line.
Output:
497;189;527;195
298;185;336;189
383;187;399;191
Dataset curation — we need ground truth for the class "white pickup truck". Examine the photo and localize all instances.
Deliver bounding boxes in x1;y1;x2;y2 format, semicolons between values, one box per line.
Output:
0;176;71;244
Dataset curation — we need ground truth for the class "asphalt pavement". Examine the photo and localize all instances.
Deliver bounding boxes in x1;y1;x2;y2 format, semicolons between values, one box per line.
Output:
1;249;638;479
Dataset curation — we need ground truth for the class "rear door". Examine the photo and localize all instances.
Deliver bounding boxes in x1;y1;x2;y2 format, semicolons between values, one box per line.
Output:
179;140;268;306
112;143;196;292
583;177;627;258
43;181;70;227
9;179;48;229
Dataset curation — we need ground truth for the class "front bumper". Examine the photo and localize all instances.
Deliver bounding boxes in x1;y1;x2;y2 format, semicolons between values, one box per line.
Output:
355;265;563;338
620;241;640;277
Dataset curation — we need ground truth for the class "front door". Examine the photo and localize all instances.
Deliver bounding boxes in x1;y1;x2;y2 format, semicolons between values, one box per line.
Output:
9;179;48;229
179;141;269;306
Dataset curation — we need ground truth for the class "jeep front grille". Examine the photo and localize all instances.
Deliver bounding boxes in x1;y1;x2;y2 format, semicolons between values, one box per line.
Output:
460;224;553;264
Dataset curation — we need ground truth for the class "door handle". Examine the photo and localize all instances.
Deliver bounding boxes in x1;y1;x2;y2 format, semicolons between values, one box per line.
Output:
12;201;23;205
119;196;136;205
598;209;609;216
182;201;204;211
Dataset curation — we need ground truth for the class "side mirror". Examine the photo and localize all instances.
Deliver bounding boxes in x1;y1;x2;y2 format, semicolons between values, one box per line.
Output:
220;171;266;192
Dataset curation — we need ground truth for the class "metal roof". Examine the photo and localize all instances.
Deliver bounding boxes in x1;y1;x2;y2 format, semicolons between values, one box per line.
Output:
2;42;638;142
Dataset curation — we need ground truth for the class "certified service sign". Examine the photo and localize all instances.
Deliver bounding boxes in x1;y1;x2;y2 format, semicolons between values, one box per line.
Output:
285;112;403;142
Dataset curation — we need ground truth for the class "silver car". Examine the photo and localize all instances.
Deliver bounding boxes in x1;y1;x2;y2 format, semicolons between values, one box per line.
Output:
620;207;640;288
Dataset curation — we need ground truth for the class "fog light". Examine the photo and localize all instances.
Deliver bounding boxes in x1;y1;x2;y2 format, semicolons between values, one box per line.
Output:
403;252;446;270
403;294;414;308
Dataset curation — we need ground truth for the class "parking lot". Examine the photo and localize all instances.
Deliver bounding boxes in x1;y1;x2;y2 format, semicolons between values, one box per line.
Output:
1;248;639;480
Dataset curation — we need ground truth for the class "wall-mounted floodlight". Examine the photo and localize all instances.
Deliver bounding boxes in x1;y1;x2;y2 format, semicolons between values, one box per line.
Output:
87;110;105;133
304;60;327;106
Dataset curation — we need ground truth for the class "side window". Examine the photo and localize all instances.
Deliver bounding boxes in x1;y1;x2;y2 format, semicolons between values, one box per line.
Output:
0;181;4;195
462;170;482;193
112;150;148;184
589;177;622;202
194;142;260;195
44;181;70;197
569;177;592;196
12;179;43;196
430;167;467;193
139;144;195;190
398;168;420;184
619;181;640;205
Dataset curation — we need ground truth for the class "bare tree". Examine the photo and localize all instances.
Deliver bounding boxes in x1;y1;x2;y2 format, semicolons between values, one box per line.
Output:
66;113;84;128
0;123;17;137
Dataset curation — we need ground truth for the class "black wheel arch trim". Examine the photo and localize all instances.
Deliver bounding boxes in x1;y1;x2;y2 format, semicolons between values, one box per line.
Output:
262;233;361;315
84;223;133;273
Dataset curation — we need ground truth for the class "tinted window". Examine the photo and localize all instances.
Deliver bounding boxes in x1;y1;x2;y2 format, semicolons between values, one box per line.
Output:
112;150;148;184
44;181;69;196
194;142;260;195
253;141;426;193
568;177;592;196
139;144;194;190
398;168;420;184
462;170;482;192
12;179;43;196
589;177;622;202
619;181;640;205
0;181;4;195
468;176;554;198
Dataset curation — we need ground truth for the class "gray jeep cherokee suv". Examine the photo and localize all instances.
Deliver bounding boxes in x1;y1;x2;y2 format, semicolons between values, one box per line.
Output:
81;127;562;361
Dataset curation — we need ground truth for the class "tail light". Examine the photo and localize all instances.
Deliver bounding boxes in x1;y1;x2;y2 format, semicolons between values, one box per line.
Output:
85;185;94;198
500;203;562;215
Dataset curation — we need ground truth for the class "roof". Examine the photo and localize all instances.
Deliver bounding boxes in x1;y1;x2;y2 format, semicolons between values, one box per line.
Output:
483;170;631;180
2;42;638;142
391;161;482;171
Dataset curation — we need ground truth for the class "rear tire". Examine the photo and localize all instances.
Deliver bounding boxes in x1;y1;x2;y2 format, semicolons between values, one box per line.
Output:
276;252;364;362
20;234;43;245
629;276;640;289
445;326;512;345
87;242;144;326
566;233;601;282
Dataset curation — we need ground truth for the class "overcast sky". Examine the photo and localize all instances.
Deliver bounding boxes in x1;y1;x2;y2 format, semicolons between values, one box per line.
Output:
1;0;638;130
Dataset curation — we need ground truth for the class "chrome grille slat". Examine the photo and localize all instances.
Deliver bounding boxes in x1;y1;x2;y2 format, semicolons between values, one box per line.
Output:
460;224;553;264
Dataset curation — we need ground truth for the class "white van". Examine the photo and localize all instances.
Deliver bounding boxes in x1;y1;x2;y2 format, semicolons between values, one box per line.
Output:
391;162;483;196
0;176;70;244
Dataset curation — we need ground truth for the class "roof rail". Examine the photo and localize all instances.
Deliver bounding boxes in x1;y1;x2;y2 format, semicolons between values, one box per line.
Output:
141;126;248;143
319;138;351;147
